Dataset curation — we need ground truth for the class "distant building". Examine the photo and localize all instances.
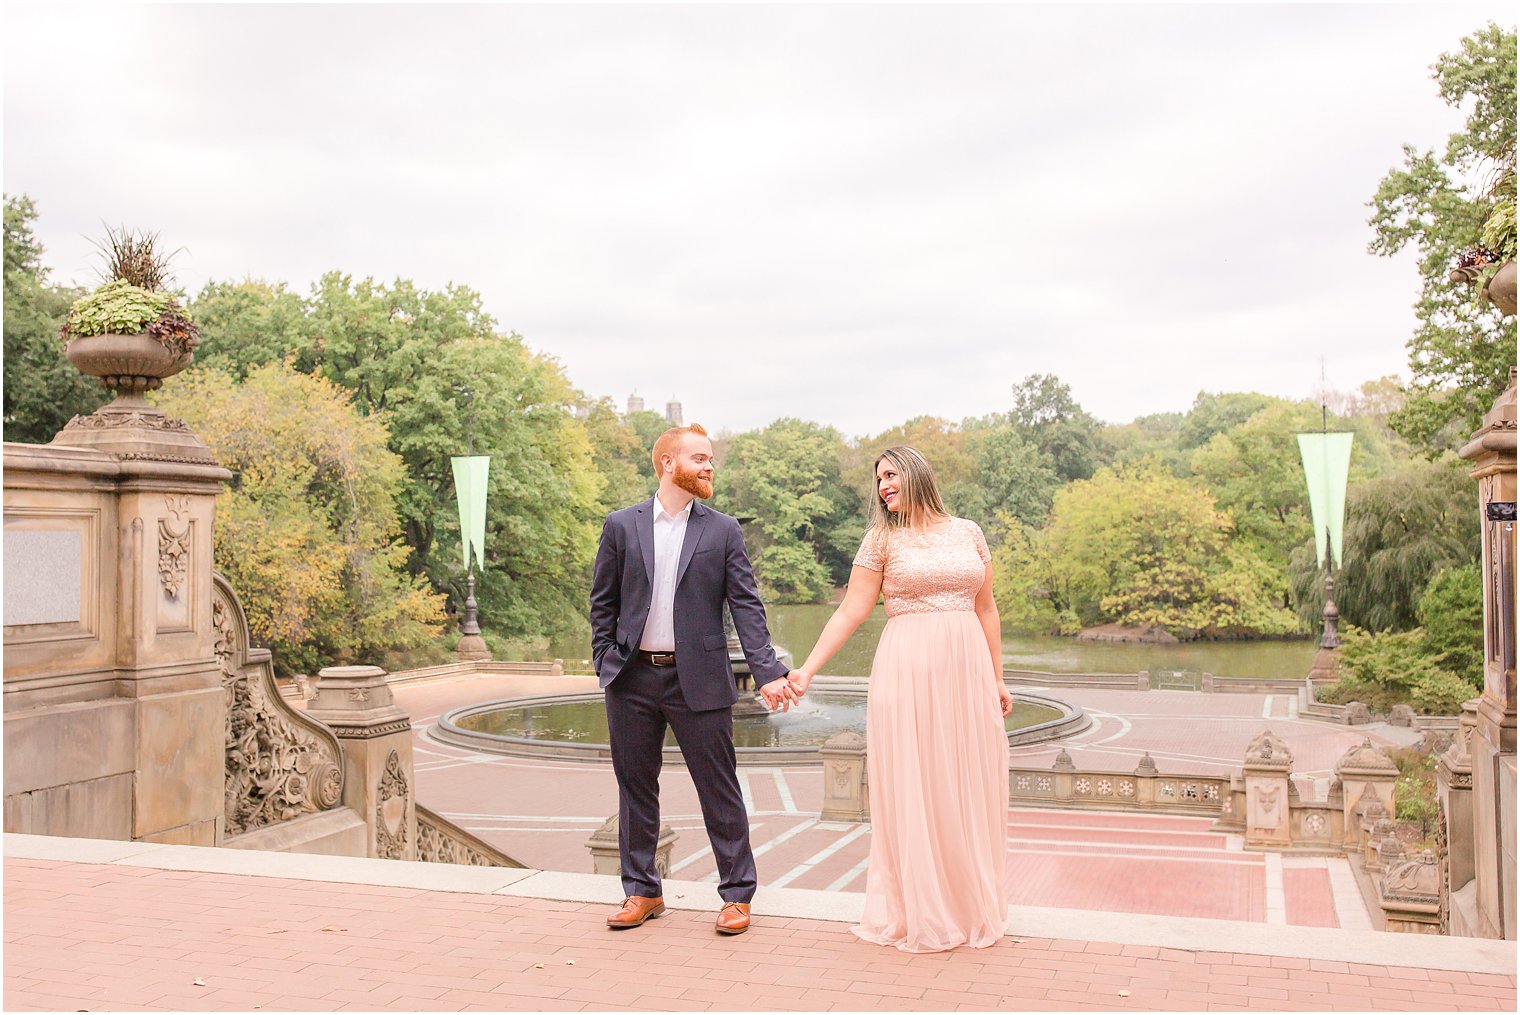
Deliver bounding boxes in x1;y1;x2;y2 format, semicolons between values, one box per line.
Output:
665;400;683;426
626;394;645;415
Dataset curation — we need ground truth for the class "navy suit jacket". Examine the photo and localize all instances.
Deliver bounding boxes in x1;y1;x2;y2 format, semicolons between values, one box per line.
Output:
590;498;789;711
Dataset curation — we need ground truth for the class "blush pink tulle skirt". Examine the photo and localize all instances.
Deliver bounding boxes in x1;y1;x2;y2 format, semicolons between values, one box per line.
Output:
850;610;1012;953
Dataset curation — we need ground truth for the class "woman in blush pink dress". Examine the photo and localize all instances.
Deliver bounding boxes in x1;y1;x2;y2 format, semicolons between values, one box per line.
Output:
789;445;1013;953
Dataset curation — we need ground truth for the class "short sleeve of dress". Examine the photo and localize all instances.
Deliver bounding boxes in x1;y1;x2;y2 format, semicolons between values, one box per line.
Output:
853;531;885;572
966;519;991;564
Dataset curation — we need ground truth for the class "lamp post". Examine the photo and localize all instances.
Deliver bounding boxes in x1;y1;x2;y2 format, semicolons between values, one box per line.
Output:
452;387;491;663
1298;420;1353;667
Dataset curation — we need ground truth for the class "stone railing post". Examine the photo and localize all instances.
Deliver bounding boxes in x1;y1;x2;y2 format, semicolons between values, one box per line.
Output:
1334;740;1398;854
819;729;868;822
1051;749;1076;802
1242;730;1293;847
1439;698;1480;932
304;665;416;860
1133;753;1159;807
1380;850;1442;934
586;814;675;877
1458;367;1516;941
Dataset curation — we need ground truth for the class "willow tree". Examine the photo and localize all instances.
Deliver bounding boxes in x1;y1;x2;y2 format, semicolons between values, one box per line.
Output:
1287;458;1479;632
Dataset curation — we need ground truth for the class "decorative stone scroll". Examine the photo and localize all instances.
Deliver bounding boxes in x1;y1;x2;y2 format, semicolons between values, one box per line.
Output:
215;573;345;836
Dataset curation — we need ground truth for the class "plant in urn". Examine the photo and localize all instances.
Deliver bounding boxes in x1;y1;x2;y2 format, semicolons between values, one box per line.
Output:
51;227;213;461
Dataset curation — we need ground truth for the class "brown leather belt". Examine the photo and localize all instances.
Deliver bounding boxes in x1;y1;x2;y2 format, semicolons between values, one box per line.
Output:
638;650;676;667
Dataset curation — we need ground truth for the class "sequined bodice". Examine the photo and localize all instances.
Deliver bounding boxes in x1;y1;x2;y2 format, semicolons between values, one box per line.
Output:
853;517;991;616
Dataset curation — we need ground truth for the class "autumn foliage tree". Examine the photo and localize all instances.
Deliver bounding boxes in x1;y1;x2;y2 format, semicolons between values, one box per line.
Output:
994;461;1300;637
156;361;447;675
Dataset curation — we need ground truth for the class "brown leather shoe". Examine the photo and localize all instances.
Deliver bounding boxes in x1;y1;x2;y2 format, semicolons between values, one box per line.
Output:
607;895;665;929
715;901;751;935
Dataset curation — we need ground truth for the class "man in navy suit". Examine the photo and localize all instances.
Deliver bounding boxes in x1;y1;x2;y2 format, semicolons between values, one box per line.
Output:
590;422;798;935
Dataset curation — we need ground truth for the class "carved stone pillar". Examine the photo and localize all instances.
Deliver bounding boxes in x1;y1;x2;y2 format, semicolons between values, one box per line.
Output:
1458;367;1517;940
5;404;231;845
305;666;416;860
820;729;868;822
1334;740;1398;853
585;814;675;878
1242;730;1293;847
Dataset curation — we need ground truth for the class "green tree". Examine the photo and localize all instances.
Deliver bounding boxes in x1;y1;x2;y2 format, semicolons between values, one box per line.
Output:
1176;391;1278;450
1288;458;1479;632
1008;373;1104;482
188;272;610;648
714;418;854;601
189;278;308;379
997;461;1299;637
3;195;106;443
947;421;1060;537
1101;410;1189;475
1417;562;1484;687
155;361;447;675
579;398;655;513
1368;23;1517;451
1189;401;1403;615
840;416;971;501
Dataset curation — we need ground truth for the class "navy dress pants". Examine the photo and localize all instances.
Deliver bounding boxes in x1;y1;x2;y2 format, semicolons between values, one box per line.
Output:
604;657;756;903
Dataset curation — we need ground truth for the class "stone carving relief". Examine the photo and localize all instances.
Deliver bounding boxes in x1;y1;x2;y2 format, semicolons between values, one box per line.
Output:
1382;850;1441;904
1253;785;1282;824
159;496;192;598
375;749;410;860
61;411;194;433
216;576;344;836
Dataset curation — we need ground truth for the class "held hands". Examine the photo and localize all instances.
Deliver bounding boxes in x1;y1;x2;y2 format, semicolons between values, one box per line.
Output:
787;669;813;697
758;670;814;712
758;676;800;712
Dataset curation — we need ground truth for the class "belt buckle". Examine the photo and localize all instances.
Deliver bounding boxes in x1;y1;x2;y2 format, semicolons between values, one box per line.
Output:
646;651;675;667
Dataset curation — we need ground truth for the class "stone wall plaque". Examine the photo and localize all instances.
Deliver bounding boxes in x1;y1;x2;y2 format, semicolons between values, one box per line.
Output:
3;529;82;626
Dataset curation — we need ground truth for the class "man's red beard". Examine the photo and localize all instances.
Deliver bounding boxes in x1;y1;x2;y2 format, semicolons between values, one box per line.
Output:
674;463;713;499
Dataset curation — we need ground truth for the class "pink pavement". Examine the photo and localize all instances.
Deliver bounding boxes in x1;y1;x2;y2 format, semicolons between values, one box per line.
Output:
5;855;1515;1013
388;675;1405;927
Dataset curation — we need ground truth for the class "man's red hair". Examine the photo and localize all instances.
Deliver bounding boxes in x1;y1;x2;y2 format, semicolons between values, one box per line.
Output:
651;422;709;474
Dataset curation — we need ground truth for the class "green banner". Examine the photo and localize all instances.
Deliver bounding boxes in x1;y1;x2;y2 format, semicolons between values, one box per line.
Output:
1296;433;1353;569
450;455;490;571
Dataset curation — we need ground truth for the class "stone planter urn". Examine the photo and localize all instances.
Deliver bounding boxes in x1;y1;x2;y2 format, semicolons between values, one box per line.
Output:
52;331;211;463
64;331;194;398
1486;261;1517;317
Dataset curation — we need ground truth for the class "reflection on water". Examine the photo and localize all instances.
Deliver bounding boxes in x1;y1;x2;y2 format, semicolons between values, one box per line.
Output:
457;691;1062;750
551;605;1318;679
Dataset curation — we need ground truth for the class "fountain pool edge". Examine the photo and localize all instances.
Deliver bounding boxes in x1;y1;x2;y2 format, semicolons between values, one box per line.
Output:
428;676;1089;766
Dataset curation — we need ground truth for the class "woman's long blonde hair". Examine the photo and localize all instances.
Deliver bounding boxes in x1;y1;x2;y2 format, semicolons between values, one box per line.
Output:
864;445;949;556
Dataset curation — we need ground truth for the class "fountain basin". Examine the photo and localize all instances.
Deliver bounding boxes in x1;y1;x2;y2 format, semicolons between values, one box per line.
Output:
431;676;1088;766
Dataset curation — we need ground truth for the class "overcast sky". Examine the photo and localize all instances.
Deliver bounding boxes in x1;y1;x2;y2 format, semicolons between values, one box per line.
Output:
4;3;1511;437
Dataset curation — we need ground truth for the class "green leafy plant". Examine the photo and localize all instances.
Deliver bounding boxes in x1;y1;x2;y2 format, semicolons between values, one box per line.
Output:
62;279;175;337
60;225;201;356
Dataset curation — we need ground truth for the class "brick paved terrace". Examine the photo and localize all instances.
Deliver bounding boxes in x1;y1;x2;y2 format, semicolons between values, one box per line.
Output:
4;833;1514;1012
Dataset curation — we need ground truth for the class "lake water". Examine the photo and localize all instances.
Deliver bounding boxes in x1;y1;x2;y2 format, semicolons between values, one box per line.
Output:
556;604;1318;680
